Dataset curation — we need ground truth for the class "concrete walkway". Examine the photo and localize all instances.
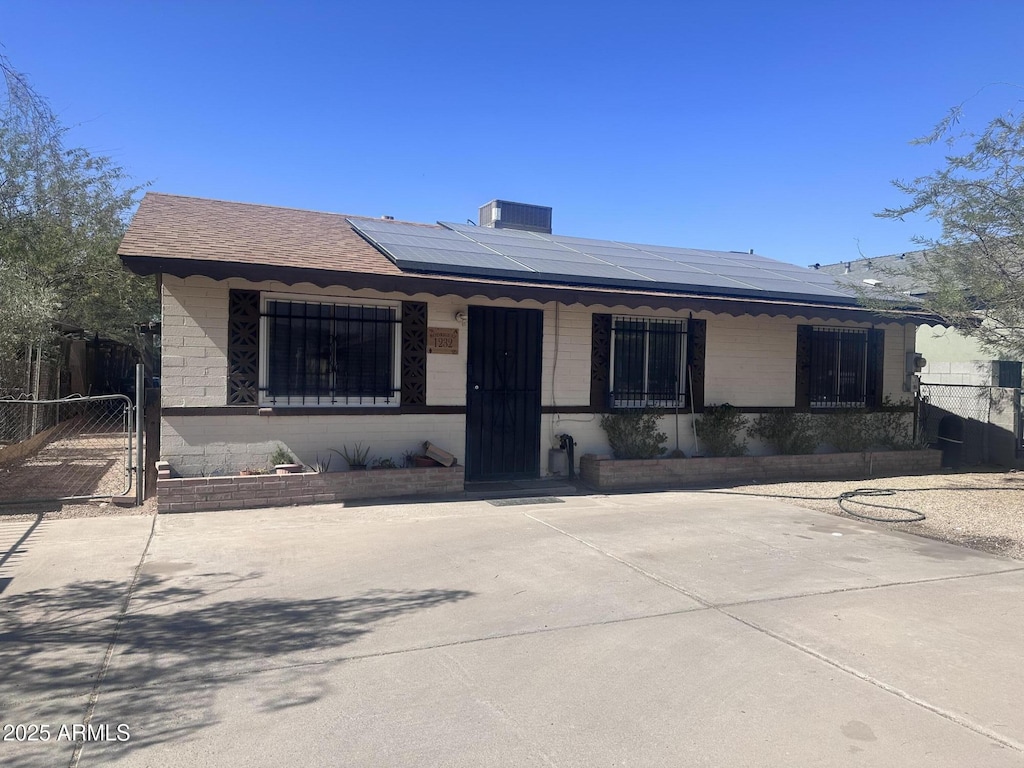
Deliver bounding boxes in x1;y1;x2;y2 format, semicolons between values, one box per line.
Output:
2;491;1022;767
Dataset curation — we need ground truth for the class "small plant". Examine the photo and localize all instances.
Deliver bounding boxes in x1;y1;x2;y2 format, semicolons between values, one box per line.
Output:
599;410;667;460
870;397;916;450
269;445;295;466
332;442;371;468
815;409;871;452
749;410;817;455
401;449;417;468
695;404;747;457
312;453;333;473
373;456;399;469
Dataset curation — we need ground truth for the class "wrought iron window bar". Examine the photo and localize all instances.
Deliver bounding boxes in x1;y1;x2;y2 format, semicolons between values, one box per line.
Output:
260;301;400;406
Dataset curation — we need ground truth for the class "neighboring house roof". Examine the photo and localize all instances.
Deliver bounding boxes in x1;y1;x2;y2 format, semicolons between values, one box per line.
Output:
816;251;930;296
119;193;933;324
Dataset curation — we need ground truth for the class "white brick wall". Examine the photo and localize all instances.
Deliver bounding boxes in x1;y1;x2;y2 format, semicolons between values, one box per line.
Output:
883;321;916;404
919;360;994;387
159;276;920;475
704;314;795;406
162;413;466;477
161;276;229;407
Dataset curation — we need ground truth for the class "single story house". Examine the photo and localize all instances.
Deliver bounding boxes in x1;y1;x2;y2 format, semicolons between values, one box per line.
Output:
120;194;935;482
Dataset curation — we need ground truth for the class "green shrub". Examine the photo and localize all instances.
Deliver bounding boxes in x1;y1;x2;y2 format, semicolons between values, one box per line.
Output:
269;445;295;466
695;404;747;457
599;410;667;459
748;410;817;454
331;442;372;468
814;410;871;452
870;397;916;450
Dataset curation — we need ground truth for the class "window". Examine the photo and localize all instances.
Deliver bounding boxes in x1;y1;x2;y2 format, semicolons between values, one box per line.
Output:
809;326;869;408
260;296;400;406
996;360;1022;389
610;316;687;407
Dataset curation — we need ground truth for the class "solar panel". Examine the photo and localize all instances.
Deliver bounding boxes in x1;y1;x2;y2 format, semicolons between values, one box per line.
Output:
573;244;671;261
349;218;460;238
441;221;545;239
737;278;853;299
591;253;687;269
511;256;655;283
351;218;859;303
375;232;495;253
626;262;720;277
549;233;622;246
637;268;762;291
626;244;716;260
645;252;733;266
383;245;528;272
349;219;533;278
485;243;591;261
801;270;854;286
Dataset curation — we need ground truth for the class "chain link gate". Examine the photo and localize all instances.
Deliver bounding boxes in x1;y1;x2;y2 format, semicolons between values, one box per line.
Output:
0;394;136;505
918;383;997;466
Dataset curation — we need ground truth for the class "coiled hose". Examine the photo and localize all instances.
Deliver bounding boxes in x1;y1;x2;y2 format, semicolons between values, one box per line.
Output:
836;488;926;523
706;487;926;524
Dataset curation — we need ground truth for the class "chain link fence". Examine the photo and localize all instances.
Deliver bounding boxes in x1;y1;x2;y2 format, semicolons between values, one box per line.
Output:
0;395;134;505
919;383;1022;466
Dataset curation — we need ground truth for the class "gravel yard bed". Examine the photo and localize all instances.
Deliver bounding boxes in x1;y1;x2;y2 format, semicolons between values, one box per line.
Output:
0;495;157;521
717;469;1024;560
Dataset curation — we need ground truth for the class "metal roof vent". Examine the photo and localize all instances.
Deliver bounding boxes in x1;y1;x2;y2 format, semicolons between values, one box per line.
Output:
479;200;552;233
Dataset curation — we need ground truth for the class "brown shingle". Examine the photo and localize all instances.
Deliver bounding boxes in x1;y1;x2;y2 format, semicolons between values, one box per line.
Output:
119;192;403;275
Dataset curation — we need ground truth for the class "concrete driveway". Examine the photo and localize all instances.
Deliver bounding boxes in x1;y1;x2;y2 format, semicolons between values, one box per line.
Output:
2;491;1023;767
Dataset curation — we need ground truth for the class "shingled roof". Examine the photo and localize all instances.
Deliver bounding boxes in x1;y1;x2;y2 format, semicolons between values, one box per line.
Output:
816;251;929;296
119;192;402;276
119;193;935;324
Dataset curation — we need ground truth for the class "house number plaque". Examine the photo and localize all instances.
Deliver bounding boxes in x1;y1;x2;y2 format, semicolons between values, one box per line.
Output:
427;327;459;354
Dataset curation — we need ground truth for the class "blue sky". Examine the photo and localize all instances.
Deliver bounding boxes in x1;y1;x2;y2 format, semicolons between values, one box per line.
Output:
5;1;1023;266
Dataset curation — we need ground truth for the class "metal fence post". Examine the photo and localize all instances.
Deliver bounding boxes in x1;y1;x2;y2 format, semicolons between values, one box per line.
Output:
136;363;145;505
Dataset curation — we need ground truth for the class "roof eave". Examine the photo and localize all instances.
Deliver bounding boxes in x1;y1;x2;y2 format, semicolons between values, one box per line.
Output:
120;253;934;325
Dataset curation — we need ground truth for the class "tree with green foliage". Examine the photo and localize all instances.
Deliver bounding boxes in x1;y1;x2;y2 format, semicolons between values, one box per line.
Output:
877;106;1024;360
0;54;156;375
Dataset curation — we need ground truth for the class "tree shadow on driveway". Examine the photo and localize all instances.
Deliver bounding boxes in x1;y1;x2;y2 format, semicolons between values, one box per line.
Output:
0;572;474;766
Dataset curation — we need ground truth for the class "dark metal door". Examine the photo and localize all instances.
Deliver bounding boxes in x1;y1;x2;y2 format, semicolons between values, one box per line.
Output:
466;306;543;481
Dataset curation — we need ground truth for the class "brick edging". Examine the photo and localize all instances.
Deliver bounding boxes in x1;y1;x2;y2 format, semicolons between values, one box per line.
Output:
157;466;465;513
579;449;942;491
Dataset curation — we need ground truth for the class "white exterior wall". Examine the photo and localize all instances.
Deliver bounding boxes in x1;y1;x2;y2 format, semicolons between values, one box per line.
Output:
160;275;917;475
916;323;991;365
886;322;917;400
916;322;1022;385
919;361;994;387
161;276;230;407
162;413;465;477
704;314;797;407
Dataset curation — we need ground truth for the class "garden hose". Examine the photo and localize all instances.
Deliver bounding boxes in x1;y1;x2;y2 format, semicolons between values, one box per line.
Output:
835;488;926;523
704;487;927;524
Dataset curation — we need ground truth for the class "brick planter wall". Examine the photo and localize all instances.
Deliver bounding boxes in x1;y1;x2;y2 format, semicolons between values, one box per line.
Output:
579;449;941;491
157;466;465;513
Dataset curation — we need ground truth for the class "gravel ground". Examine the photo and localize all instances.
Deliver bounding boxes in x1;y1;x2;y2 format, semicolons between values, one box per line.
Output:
717;469;1024;560
0;495;157;522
